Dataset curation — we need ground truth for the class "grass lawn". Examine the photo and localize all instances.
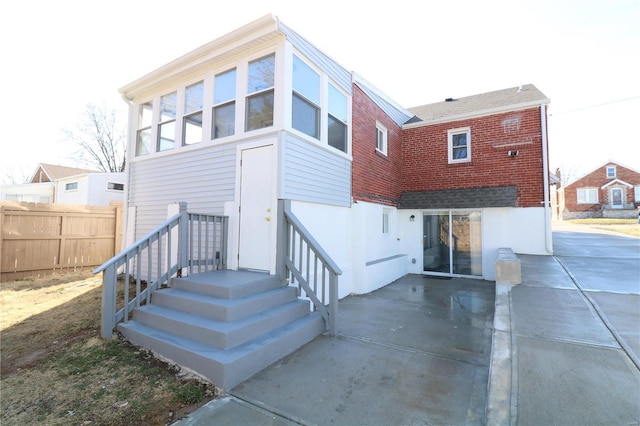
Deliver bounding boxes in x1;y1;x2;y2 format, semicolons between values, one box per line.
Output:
0;272;217;426
560;218;640;238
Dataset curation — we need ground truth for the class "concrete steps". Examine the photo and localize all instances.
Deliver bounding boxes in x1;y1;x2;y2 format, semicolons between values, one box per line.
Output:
117;271;325;390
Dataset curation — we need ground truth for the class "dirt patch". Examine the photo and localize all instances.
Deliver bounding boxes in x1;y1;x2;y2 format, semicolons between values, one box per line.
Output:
1;272;217;425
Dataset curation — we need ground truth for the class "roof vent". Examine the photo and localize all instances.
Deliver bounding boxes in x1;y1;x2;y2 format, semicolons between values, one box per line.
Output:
445;97;456;102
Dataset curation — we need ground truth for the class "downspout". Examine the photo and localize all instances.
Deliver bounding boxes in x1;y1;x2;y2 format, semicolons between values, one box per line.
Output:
540;104;553;254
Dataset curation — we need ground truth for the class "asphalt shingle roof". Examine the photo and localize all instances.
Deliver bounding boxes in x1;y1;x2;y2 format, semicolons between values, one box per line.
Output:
407;84;549;123
398;186;518;209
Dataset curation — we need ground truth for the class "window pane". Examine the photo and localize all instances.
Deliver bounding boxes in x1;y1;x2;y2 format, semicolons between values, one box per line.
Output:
453;146;467;159
160;92;177;121
328;115;347;152
329;84;347;122
158;121;175;151
293;55;320;105
246;90;274;131
139;102;153;128
108;182;124;191
247;54;275;94
184;81;203;114
292;93;319;138
213;102;235;139
452;133;467;147
183;112;202;145
451;211;482;276
136;128;151;156
214;69;236;104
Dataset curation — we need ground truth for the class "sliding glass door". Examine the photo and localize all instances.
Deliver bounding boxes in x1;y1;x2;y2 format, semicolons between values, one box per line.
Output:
423;211;482;277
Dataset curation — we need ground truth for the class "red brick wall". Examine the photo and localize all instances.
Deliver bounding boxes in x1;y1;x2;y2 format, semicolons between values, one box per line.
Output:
562;164;640;213
351;85;404;205
401;107;546;208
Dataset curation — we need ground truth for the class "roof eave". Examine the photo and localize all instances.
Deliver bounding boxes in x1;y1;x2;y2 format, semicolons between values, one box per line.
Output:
402;98;550;129
119;14;280;99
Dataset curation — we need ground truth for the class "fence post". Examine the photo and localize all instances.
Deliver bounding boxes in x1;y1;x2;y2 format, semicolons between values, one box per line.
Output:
178;202;188;274
100;266;117;339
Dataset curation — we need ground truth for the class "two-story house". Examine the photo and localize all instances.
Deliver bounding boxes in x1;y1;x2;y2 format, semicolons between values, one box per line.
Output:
106;14;553;389
557;161;640;219
118;14;551;295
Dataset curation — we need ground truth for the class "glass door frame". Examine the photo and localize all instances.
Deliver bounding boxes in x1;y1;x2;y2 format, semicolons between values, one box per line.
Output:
422;209;483;278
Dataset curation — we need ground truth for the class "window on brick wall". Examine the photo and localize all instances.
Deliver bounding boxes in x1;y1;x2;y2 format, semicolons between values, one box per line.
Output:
577;188;598;204
634;186;640;202
376;121;388;156
606;166;616;178
448;127;471;163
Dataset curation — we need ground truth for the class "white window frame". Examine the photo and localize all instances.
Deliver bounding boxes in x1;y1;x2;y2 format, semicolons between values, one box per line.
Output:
577;187;598;204
606;166;616;178
65;182;78;191
635;185;640;202
376;121;388;156
448;127;471;164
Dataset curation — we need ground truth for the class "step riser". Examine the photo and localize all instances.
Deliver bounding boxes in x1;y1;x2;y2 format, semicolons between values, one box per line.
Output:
118;314;324;390
132;301;311;349
152;287;298;321
172;274;282;299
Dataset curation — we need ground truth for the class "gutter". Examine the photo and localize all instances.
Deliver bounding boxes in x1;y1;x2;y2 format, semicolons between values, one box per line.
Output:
541;104;553;254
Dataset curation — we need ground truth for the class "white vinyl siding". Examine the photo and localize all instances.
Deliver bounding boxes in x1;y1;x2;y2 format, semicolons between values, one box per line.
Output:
282;134;351;207
128;145;236;240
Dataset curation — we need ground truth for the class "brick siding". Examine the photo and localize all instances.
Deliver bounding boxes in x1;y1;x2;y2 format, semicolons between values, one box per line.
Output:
351;85;547;209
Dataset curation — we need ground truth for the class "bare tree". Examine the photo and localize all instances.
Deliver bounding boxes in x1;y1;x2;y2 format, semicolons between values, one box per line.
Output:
64;104;127;172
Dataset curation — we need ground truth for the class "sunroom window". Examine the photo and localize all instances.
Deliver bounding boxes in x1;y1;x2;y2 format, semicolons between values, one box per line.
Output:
328;83;347;153
246;54;275;131
292;55;320;139
212;69;236;139
183;81;203;145
136;102;153;156
158;92;177;151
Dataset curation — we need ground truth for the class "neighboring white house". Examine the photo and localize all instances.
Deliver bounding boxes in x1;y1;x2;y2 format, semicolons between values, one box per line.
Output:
1;163;125;207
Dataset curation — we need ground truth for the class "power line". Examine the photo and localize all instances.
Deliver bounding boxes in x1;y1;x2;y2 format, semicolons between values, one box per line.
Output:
549;96;640;116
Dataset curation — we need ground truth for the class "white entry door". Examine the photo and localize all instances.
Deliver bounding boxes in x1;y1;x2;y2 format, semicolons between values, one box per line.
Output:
610;188;623;209
238;145;274;271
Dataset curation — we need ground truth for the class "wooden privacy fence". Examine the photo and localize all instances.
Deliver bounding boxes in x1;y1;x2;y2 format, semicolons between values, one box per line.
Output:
1;201;123;281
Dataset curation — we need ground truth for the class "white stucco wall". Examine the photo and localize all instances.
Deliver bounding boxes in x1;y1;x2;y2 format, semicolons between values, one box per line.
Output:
290;200;353;299
398;207;551;281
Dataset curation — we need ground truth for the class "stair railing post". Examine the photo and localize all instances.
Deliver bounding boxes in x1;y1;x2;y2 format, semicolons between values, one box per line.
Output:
276;199;289;283
100;265;117;339
329;272;338;336
178;202;188;275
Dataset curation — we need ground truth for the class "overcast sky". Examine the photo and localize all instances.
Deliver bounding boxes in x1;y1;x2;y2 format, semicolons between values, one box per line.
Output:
1;0;638;184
